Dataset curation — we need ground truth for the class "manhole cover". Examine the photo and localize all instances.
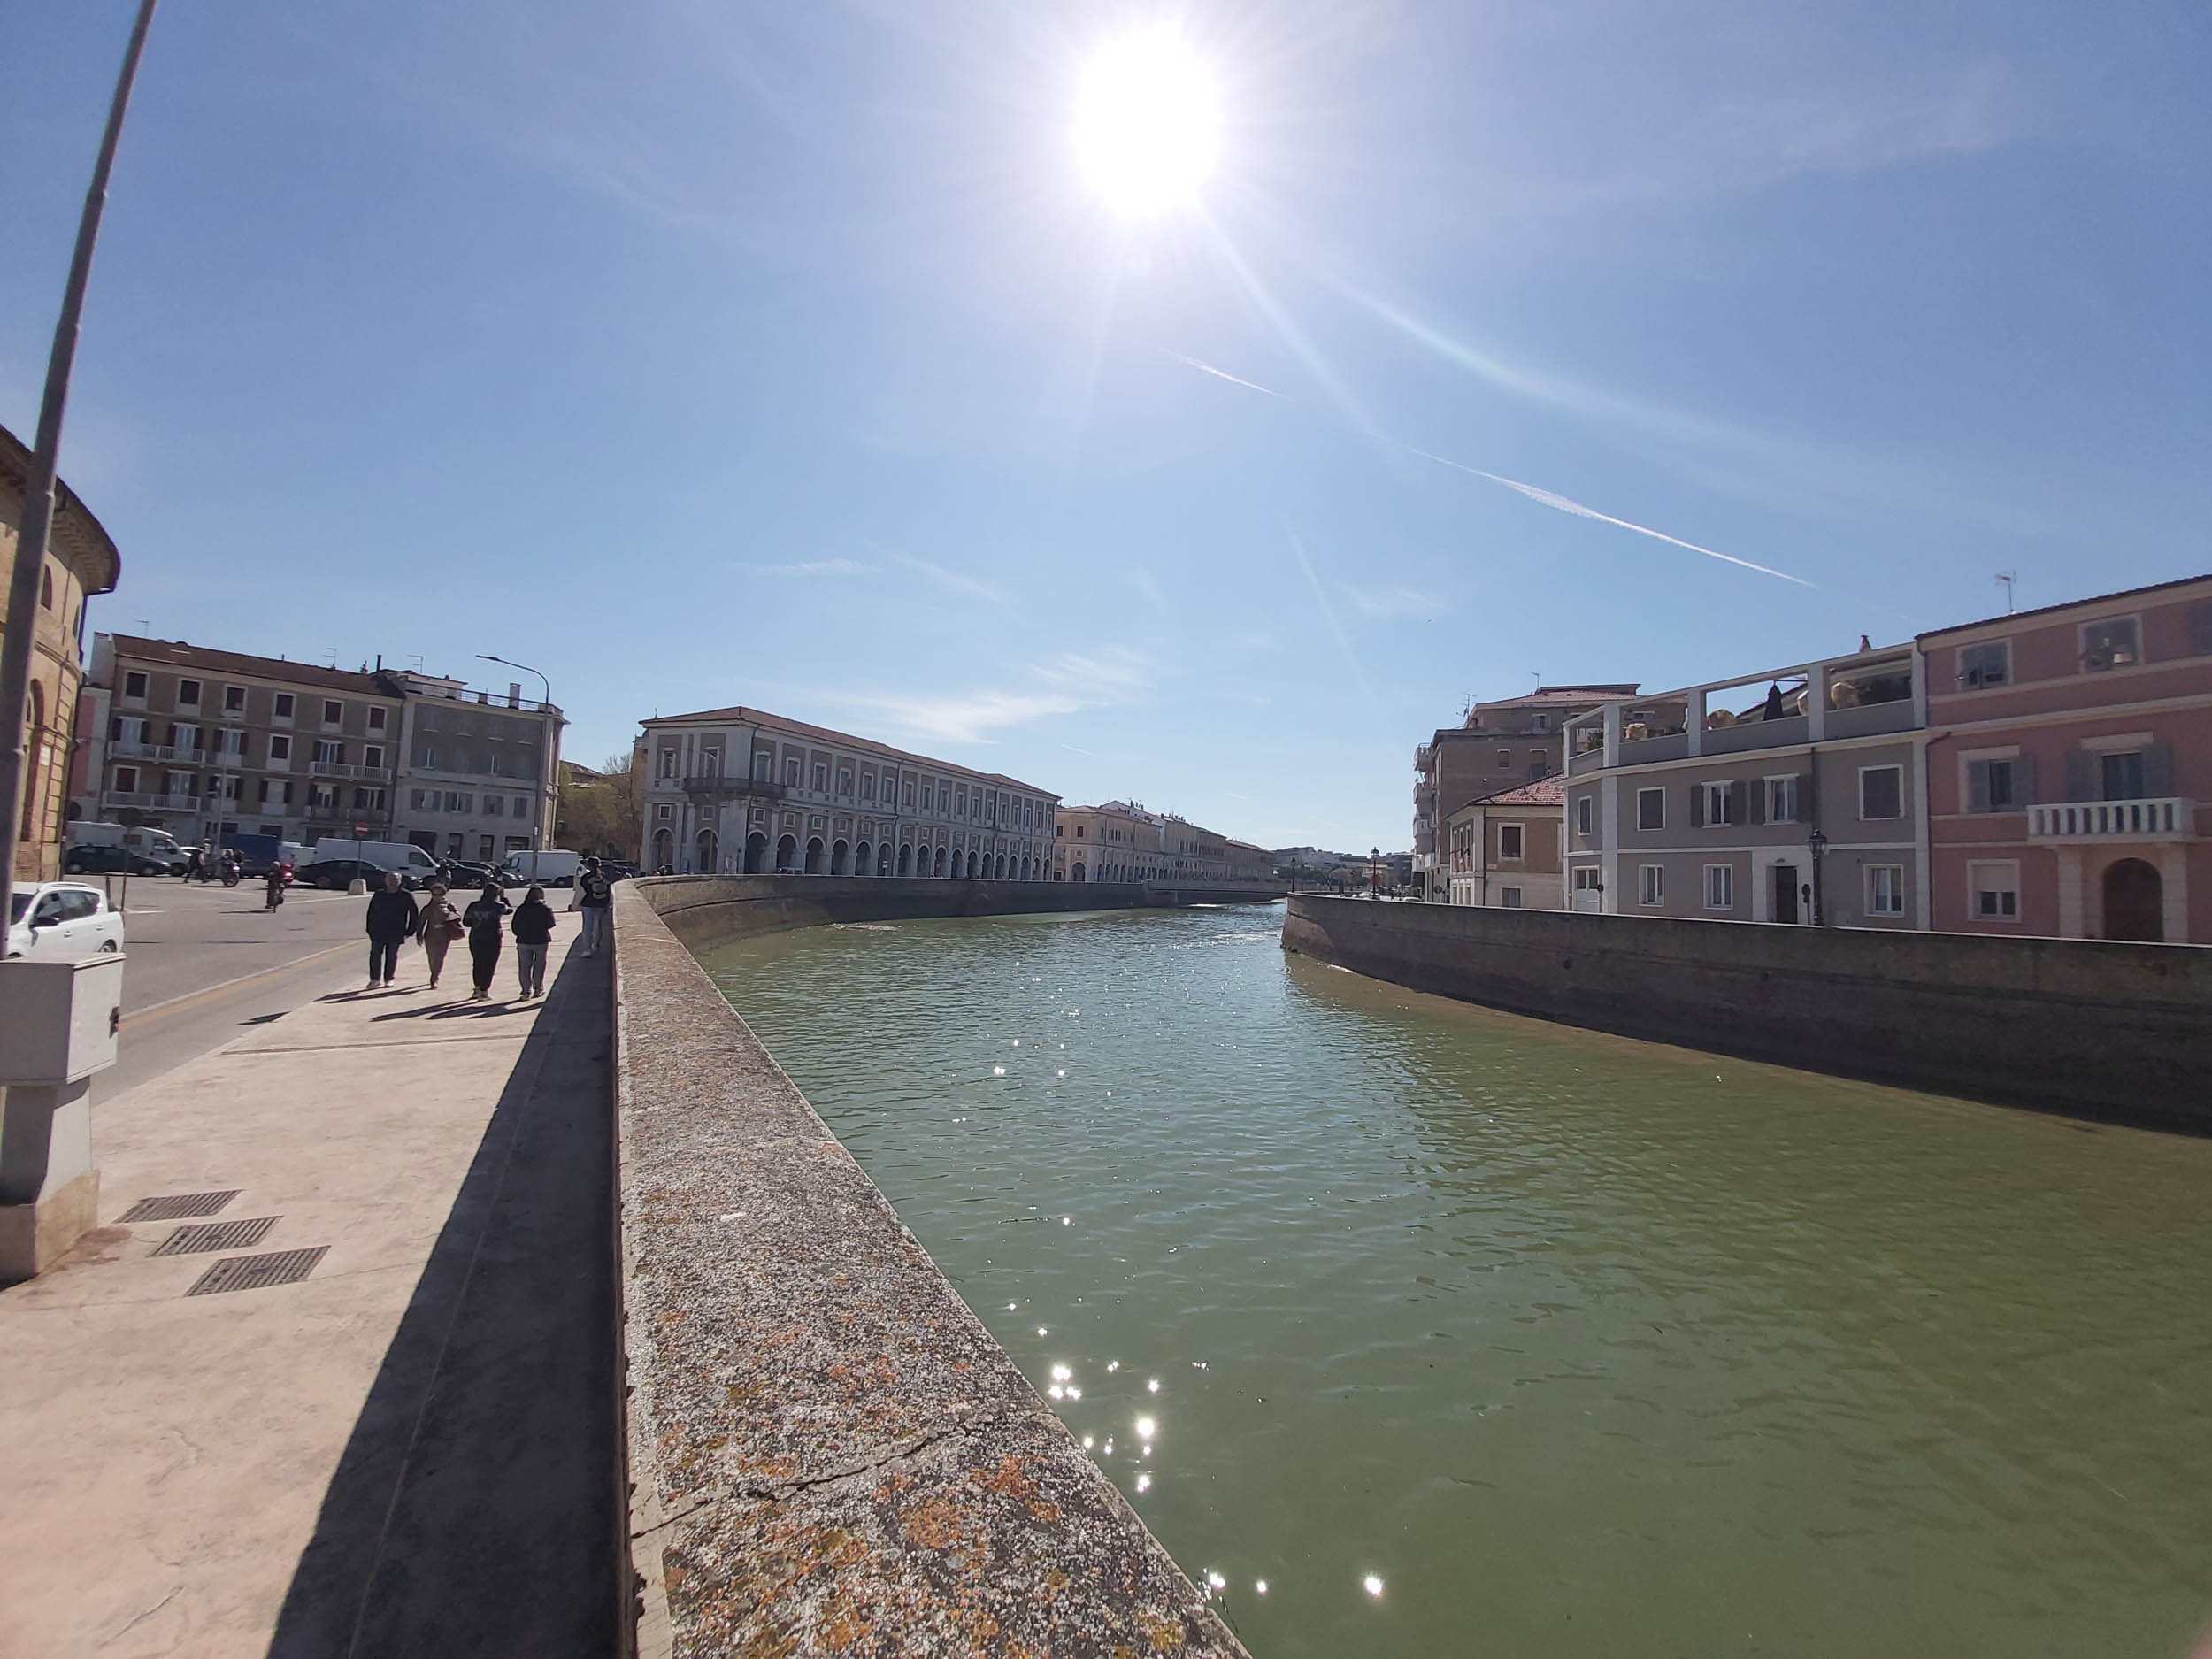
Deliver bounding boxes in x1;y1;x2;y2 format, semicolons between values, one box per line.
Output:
185;1246;328;1297
119;1191;240;1224
152;1217;279;1257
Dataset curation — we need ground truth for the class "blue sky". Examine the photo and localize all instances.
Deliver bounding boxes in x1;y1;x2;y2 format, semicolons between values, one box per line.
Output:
7;2;2208;851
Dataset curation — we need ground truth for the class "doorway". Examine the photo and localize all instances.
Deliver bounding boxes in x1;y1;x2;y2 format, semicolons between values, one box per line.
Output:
2101;857;2163;942
1771;863;1801;925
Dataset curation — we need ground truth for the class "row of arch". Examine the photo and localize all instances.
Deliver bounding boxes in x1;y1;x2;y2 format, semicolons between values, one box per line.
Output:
649;826;1041;882
1067;862;1163;883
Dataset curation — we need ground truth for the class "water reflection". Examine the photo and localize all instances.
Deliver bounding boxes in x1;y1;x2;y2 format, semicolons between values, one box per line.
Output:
703;902;2212;1658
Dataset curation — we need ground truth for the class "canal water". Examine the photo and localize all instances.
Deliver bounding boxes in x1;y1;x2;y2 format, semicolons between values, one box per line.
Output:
699;902;2212;1658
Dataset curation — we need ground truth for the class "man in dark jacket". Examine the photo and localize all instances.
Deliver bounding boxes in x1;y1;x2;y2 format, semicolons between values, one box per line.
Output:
576;857;611;957
364;870;419;990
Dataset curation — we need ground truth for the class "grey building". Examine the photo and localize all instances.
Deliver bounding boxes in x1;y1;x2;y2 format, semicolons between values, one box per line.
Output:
393;672;564;863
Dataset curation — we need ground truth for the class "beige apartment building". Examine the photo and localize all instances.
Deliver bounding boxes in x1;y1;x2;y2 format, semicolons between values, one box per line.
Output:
1413;685;1636;902
1445;776;1564;909
81;635;403;849
4;423;120;881
1562;644;1927;927
1051;800;1276;886
639;706;1058;877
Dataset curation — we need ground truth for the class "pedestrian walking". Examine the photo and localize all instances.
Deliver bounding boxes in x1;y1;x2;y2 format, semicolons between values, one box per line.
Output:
364;870;419;990
511;883;557;999
182;844;204;883
418;880;464;990
576;856;611;956
463;883;511;1001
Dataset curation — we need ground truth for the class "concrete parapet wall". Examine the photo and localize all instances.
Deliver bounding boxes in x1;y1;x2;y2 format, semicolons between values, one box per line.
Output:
634;872;1284;952
611;881;1249;1655
1283;896;2212;1133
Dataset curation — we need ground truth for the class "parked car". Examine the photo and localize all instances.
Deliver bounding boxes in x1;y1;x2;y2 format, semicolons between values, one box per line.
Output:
434;860;506;891
61;841;173;877
296;858;431;892
65;820;186;874
7;881;126;961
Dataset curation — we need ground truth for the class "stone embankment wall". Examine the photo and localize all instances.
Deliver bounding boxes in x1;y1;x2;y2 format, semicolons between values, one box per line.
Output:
611;877;1255;1656
638;872;1284;953
1284;895;2212;1133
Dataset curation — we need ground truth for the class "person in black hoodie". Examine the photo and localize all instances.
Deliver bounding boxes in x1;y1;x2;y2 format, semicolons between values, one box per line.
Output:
462;883;511;1001
511;883;557;1000
364;870;419;990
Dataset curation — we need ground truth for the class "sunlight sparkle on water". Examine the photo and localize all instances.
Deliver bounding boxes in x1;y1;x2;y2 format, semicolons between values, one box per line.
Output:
1364;1574;1386;1598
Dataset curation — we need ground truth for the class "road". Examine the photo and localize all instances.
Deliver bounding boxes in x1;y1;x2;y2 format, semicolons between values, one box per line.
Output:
88;874;381;1104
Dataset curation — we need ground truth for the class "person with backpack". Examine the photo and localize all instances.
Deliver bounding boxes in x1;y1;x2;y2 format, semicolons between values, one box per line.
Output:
511;883;557;1000
462;883;511;1001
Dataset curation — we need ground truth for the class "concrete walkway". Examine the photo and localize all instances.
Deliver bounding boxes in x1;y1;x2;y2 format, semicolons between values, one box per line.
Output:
0;931;618;1658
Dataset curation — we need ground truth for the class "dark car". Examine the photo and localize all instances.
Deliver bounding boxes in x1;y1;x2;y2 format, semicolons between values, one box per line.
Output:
297;858;429;892
435;861;505;891
62;842;174;877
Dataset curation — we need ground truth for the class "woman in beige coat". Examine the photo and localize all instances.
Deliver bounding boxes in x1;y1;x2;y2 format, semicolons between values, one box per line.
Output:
419;881;465;990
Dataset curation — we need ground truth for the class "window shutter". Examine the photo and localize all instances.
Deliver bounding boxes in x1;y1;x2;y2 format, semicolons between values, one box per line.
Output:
1793;774;1811;820
2064;750;2096;803
2013;755;2036;807
1690;785;1705;827
2192;599;2212;657
1967;760;1990;812
1748;784;1766;825
2143;741;2175;797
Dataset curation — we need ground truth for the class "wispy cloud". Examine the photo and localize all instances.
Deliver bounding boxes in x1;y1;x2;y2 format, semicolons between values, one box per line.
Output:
1339;582;1435;619
1286;527;1380;713
814;648;1153;747
1131;567;1169;612
732;557;874;578
884;550;1010;610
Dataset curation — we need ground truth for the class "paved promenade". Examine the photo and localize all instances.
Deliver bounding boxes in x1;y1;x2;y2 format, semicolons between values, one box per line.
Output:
0;929;618;1657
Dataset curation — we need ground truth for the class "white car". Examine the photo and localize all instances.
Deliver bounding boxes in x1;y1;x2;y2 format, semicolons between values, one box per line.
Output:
6;881;126;961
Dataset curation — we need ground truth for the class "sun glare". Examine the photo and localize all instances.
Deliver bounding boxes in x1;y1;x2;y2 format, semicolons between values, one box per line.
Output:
1072;32;1220;217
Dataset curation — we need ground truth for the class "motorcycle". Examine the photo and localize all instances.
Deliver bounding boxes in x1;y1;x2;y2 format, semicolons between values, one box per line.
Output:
265;863;293;910
216;853;242;888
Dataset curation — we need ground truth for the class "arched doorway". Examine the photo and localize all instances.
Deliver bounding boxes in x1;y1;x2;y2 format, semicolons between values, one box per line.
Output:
933;846;947;877
776;833;797;872
804;836;825;874
877;843;893;875
831;838;850;875
1020;857;1032;880
964;850;977;878
1071;861;1086;882
745;832;768;873
898;843;913;876
995;854;1008;879
21;681;48;842
695;828;718;872
2103;857;2163;942
855;840;871;877
651;827;673;870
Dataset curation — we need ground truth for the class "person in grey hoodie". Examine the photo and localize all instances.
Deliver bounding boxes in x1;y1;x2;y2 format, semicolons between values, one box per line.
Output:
511;884;557;1000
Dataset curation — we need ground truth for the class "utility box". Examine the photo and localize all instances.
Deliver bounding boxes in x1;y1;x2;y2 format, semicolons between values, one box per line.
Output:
0;955;124;1085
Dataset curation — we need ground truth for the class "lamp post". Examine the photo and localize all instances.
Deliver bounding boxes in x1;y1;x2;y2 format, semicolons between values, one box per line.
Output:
1370;845;1381;899
0;0;158;936
1808;829;1829;927
478;654;554;861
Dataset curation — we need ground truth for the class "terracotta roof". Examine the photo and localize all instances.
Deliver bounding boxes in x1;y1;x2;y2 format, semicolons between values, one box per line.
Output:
641;704;1058;799
1462;775;1565;810
104;634;397;697
0;421;121;595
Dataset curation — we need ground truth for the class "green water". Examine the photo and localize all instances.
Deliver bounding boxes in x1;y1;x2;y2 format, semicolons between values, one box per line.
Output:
699;902;2212;1658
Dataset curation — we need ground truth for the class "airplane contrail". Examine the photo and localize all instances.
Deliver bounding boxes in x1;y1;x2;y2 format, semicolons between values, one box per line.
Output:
1161;349;1291;401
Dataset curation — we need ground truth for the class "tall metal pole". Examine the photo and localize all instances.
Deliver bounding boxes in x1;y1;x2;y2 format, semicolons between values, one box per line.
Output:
477;654;553;855
0;0;159;936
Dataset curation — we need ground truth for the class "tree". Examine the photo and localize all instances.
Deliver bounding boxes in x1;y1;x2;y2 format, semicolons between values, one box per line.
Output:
556;749;646;859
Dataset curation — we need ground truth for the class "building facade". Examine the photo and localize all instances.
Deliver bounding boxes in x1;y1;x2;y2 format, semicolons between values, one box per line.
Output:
81;635;402;850
4;424;120;881
1413;686;1636;901
1920;575;2212;943
1445;776;1565;909
1562;645;1927;928
1051;801;1277;887
639;706;1058;878
393;672;563;863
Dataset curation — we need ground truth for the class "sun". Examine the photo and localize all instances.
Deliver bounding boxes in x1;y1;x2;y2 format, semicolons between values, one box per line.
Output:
1072;31;1221;217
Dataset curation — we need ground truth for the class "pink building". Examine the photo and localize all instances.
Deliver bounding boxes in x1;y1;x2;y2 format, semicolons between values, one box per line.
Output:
1922;574;2212;943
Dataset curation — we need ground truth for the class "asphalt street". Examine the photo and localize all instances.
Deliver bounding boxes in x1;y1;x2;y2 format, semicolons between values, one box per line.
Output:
88;874;381;1104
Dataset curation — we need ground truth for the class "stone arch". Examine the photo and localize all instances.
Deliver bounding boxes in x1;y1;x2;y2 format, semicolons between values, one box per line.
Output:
995;854;1007;879
21;680;48;842
2102;856;2163;942
695;827;718;872
804;836;825;875
854;839;872;877
776;833;798;872
831;838;851;875
744;831;768;873
876;842;893;875
651;826;674;871
933;846;948;877
1071;861;1086;882
898;842;913;876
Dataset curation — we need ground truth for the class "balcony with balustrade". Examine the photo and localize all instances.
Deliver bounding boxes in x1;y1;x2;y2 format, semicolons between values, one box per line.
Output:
2027;798;2195;844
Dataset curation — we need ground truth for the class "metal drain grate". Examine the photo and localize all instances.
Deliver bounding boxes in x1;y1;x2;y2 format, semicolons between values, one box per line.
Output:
118;1191;240;1224
152;1217;279;1257
185;1246;327;1297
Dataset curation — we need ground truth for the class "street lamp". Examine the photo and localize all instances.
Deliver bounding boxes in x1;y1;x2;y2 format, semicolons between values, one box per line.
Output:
1807;828;1829;926
478;654;555;860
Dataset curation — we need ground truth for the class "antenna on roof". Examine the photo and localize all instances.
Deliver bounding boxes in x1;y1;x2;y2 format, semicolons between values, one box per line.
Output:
409;655;424;670
1995;572;2016;614
326;649;338;668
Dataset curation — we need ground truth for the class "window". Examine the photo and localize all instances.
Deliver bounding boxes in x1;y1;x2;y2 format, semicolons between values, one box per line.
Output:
1867;864;1905;917
1959;641;2009;689
114;765;139;793
2193;600;2212;657
411;789;428;810
486;795;503;817
488;753;506;776
314;740;342;764
177;679;202;707
2101;750;2146;802
1499;887;1523;909
1532;714;1550;732
1764;776;1800;824
1970;862;2020;921
216;729;245;757
838;768;853;796
1703;864;1735;910
364;745;383;770
655;803;672;822
1498;824;1525;860
368;707;387;732
322;699;342;725
861;773;875;802
273;692;294;719
813;764;828;794
1495;749;1511;768
903;780;915;809
1639;864;1663;906
268;734;291;761
1859;766;1903;820
1636;787;1664;831
1572;866;1601;899
1575;795;1594;835
784;756;802;786
1701;781;1736;826
224;685;246;712
2082;617;2139;672
1965;757;2029;811
310;783;337;810
124;671;148;700
1528;752;1550;780
512;795;528;817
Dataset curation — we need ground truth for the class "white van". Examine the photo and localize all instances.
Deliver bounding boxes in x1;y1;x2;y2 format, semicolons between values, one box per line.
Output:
65;820;186;874
307;839;442;887
503;849;582;888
